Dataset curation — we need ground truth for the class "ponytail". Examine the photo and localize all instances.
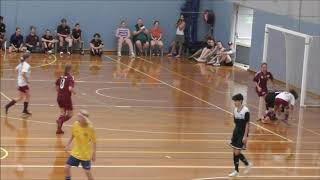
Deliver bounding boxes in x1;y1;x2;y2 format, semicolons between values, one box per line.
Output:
20;53;30;63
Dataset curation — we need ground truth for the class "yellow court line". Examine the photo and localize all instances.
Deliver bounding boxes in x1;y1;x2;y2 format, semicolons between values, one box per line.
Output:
0;116;272;136
105;55;294;143
2;54;57;71
1;165;320;169
0;147;9;160
0;136;291;143
2;150;319;155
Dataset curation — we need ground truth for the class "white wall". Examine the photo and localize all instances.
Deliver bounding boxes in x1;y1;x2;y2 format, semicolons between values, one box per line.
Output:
233;0;320;24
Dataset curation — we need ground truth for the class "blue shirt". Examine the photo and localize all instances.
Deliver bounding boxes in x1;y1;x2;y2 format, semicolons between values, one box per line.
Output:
10;33;24;47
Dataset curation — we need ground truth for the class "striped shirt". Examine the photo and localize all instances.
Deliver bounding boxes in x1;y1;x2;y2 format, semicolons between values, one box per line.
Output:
116;28;130;38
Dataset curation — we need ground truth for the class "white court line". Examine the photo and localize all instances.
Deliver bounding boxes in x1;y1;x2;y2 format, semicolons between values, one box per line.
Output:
2;54;57;70
1;137;289;143
0;101;218;110
137;56;230;94
1;116;270;136
0;78;162;85
1;165;320;169
96;87;167;102
0;147;9;160
0;92;11;101
105;55;294;143
2;150;318;155
192;176;320;180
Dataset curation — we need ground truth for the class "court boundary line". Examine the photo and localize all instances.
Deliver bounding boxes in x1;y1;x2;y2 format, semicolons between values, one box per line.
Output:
192;175;320;180
104;55;294;143
2;150;317;155
137;56;230;94
1;136;291;143
0;78;162;85
1;165;319;169
2;54;57;71
1;116;272;136
96;87;168;102
0;147;9;160
137;56;320;138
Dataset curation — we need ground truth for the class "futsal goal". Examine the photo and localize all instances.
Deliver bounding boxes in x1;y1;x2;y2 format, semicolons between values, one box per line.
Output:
262;24;320;107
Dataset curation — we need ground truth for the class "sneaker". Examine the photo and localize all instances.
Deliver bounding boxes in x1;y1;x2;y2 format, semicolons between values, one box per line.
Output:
67;51;71;55
130;53;135;58
196;58;207;63
48;50;53;54
243;161;252;174
228;170;239;177
59;51;63;56
80;51;85;55
22;110;32;115
213;63;220;66
117;52;121;57
26;50;31;53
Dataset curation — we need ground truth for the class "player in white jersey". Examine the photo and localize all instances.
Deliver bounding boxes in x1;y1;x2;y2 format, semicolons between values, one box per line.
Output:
5;53;32;115
274;89;298;125
228;93;252;177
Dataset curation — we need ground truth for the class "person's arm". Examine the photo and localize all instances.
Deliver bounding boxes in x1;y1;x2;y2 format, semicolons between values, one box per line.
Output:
115;28;120;38
91;129;97;162
253;74;262;92
158;33;162;41
65;135;74;151
242;112;250;144
41;37;48;43
98;42;104;49
25;36;33;47
179;22;186;31
90;42;96;49
126;30;131;39
22;72;29;84
68;79;76;95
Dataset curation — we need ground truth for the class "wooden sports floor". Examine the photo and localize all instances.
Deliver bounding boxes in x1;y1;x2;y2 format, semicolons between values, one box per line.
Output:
1;52;320;180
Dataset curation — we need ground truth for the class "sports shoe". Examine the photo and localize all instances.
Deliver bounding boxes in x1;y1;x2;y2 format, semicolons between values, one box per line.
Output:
59;51;63;56
196;58;206;63
80;51;85;55
26;50;31;53
213;62;220;66
130;52;135;58
22;110;32;115
117;52;121;57
67;51;71;55
228;170;239;177
47;50;53;54
243;161;252;174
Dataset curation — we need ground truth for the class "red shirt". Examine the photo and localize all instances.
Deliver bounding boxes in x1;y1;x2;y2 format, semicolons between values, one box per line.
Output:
55;73;74;98
150;27;162;39
253;71;274;90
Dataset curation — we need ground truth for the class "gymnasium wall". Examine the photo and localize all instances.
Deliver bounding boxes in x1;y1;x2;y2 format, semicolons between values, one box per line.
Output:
0;0;221;50
249;9;320;73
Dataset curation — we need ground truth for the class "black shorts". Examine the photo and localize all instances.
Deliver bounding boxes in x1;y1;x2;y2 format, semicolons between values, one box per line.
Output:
230;132;247;150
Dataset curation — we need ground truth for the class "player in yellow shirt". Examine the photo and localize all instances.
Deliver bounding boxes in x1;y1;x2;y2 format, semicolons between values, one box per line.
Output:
64;110;96;180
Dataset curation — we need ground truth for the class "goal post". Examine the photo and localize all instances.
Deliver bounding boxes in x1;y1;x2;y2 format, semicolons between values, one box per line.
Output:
262;24;320;107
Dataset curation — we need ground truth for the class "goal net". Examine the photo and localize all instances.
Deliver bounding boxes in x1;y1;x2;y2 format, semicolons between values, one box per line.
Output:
263;24;320;107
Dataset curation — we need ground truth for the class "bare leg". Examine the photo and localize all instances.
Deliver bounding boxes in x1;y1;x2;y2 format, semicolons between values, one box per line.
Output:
84;169;94;180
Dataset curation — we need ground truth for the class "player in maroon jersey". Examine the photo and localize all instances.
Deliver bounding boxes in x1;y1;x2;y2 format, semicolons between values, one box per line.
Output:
55;64;76;134
253;63;274;97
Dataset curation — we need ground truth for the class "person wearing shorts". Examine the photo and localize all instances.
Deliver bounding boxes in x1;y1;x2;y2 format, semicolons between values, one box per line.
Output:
57;18;72;55
116;20;135;58
259;90;282;124
133;18;149;56
55;64;76;134
71;23;84;55
228;93;252;177
150;20;164;56
5;53;32;115
64;109;96;180
90;33;104;56
253;63;274;97
25;26;40;53
168;14;185;58
8;27;27;53
42;29;56;54
274;89;298;125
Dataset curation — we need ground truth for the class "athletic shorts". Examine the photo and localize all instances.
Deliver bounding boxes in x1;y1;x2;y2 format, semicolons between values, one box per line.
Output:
57;96;73;110
18;85;29;93
66;155;91;170
221;61;233;66
274;98;289;107
256;88;268;97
